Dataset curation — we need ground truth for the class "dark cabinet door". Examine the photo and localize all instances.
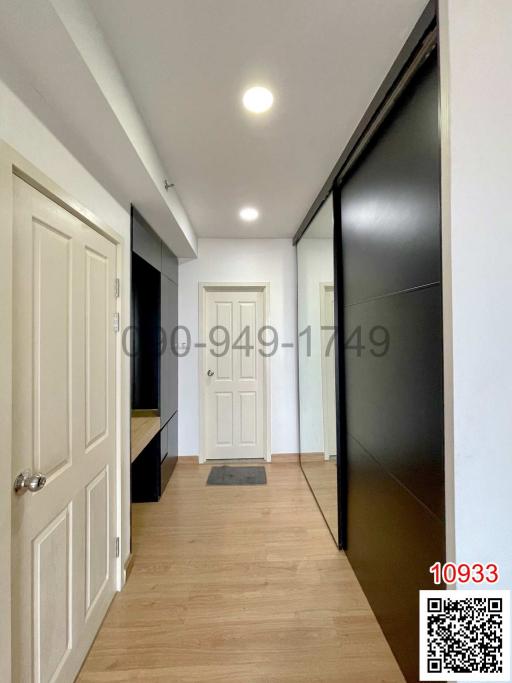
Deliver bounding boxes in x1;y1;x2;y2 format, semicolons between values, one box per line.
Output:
131;433;161;503
160;274;178;425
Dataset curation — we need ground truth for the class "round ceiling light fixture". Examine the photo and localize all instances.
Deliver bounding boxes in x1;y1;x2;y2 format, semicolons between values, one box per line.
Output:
239;206;259;222
242;86;274;113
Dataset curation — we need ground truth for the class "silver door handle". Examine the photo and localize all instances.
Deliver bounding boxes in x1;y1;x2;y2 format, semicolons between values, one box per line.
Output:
14;470;47;496
207;370;214;377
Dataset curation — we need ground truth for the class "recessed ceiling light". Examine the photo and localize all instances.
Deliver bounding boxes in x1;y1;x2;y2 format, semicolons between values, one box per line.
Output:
242;86;273;114
239;207;259;222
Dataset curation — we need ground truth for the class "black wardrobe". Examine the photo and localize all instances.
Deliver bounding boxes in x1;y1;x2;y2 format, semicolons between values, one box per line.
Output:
339;47;443;682
295;5;444;682
131;207;178;502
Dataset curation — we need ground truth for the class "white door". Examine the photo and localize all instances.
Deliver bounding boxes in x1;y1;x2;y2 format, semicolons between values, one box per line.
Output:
11;178;118;683
204;287;266;460
320;284;337;460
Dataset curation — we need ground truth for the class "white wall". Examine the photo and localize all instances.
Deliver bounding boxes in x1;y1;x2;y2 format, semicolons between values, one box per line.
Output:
51;0;197;256
439;0;512;597
179;238;299;456
0;77;132;575
297;238;333;453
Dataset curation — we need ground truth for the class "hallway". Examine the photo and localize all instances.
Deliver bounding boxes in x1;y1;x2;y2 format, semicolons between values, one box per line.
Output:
78;463;404;682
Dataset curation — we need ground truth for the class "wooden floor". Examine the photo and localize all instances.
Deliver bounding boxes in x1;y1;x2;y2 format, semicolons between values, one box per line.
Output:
78;462;405;682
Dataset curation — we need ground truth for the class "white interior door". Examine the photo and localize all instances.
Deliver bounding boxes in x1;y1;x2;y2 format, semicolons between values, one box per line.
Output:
11;178;118;683
321;284;337;460
204;287;265;460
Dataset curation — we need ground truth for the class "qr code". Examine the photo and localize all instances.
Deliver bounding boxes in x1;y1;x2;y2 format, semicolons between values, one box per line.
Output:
420;590;510;681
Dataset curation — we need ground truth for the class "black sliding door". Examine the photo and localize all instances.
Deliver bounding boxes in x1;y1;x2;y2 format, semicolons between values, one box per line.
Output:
338;51;444;682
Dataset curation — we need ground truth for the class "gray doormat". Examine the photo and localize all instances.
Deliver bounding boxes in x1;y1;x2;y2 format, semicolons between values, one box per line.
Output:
206;465;267;486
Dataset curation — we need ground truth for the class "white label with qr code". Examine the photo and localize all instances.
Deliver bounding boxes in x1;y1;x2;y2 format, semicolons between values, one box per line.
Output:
420;590;510;681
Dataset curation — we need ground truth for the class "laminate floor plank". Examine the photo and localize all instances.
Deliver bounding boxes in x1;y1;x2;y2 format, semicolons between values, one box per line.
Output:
78;463;404;683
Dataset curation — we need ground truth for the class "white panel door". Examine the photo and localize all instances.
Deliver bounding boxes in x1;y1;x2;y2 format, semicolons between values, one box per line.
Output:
321;284;337;459
11;178;117;683
204;288;265;459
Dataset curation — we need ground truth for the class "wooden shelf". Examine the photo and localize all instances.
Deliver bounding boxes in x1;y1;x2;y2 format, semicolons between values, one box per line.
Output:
131;413;160;463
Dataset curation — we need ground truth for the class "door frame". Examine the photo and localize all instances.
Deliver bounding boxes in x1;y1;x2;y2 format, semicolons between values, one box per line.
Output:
0;141;127;680
198;283;271;464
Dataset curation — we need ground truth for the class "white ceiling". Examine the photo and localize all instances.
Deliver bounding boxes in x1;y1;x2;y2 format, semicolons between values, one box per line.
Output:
87;0;428;239
0;0;197;256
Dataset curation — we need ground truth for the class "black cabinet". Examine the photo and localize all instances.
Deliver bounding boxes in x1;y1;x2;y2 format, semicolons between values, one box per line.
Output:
131;432;161;503
131;418;177;503
160;272;178;425
130;207;179;503
131;253;160;411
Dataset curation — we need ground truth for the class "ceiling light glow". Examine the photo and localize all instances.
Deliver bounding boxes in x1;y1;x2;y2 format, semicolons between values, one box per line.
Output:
243;86;273;113
239;207;259;222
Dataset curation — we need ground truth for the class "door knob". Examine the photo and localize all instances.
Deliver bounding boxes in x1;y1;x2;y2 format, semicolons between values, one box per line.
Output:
13;470;47;496
207;370;214;377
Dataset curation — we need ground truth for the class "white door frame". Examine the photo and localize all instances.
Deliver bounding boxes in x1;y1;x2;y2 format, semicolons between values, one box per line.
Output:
0;141;127;680
198;283;271;464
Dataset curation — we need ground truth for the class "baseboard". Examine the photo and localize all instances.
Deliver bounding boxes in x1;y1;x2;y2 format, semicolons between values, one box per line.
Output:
177;454;300;464
177;455;200;465
299;452;325;462
271;453;300;463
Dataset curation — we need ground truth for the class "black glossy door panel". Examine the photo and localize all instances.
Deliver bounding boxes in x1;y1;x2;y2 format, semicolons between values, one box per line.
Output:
344;285;444;518
345;435;444;683
341;56;441;306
